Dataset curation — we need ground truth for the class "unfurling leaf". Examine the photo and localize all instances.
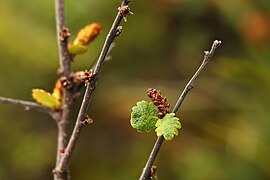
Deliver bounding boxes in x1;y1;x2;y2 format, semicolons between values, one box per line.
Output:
155;113;181;141
32;89;61;109
68;44;88;55
52;80;63;101
130;100;158;132
73;23;101;46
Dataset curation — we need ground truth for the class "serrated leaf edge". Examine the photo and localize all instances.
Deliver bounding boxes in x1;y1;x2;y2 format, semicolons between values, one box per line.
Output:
155;113;181;141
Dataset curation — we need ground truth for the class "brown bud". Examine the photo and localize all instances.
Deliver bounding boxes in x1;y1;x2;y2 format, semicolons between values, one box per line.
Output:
150;165;158;180
118;5;133;22
59;27;70;41
60;76;72;90
72;70;94;86
82;115;93;126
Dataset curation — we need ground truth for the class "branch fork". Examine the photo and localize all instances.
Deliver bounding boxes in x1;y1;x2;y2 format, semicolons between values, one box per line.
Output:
53;1;132;179
0;0;132;180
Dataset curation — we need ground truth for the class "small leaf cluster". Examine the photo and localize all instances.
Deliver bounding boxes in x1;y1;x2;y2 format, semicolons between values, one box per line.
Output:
32;80;63;109
31;23;102;109
69;23;101;56
130;100;181;141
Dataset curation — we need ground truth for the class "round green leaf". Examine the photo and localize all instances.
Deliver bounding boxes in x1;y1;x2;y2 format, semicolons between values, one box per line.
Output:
130;100;158;132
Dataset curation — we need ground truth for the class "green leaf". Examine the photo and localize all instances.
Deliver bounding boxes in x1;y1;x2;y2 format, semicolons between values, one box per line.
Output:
130;100;159;132
155;113;181;141
32;89;61;109
68;44;88;55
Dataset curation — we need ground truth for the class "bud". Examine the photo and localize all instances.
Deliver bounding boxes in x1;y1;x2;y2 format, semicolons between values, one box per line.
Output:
73;23;102;46
118;5;133;22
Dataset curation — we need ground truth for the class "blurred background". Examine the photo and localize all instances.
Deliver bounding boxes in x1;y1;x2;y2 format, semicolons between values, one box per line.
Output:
1;0;270;179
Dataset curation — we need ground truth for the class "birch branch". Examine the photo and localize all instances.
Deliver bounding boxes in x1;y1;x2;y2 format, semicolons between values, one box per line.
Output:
54;0;132;177
139;40;222;180
0;96;53;115
54;0;73;179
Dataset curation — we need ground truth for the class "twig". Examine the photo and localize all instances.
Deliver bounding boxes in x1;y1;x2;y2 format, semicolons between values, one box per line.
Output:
139;40;222;180
54;0;73;179
0;96;53;115
88;42;116;69
54;0;132;175
55;0;71;77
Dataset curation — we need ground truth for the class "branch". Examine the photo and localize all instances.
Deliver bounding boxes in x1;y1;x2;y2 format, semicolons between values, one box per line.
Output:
139;40;222;180
55;0;71;77
54;0;73;179
0;96;53;115
54;0;132;175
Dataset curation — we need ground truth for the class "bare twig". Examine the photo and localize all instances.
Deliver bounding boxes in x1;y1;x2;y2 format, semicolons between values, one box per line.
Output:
172;40;222;113
55;0;71;77
54;0;73;179
54;0;132;176
0;96;53;115
139;40;222;180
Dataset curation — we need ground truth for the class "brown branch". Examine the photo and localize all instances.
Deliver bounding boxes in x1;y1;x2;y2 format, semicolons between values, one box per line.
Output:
55;0;71;77
54;0;73;179
139;40;222;180
53;0;132;176
0;96;54;115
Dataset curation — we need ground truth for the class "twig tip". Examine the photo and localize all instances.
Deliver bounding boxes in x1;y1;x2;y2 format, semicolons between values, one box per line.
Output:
213;40;222;46
118;5;133;22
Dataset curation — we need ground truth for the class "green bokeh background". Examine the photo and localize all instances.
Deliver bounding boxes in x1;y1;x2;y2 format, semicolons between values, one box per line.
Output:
1;0;270;179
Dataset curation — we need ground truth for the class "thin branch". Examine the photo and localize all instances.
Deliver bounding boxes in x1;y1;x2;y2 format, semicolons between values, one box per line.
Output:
0;96;54;115
172;40;222;113
54;0;132;175
54;0;73;179
139;40;222;180
55;0;71;77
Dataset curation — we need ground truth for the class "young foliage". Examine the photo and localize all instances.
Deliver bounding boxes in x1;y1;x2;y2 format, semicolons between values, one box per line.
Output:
68;22;101;56
155;113;181;141
73;23;101;46
68;44;88;55
52;80;63;101
130;100;159;132
32;89;61;109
